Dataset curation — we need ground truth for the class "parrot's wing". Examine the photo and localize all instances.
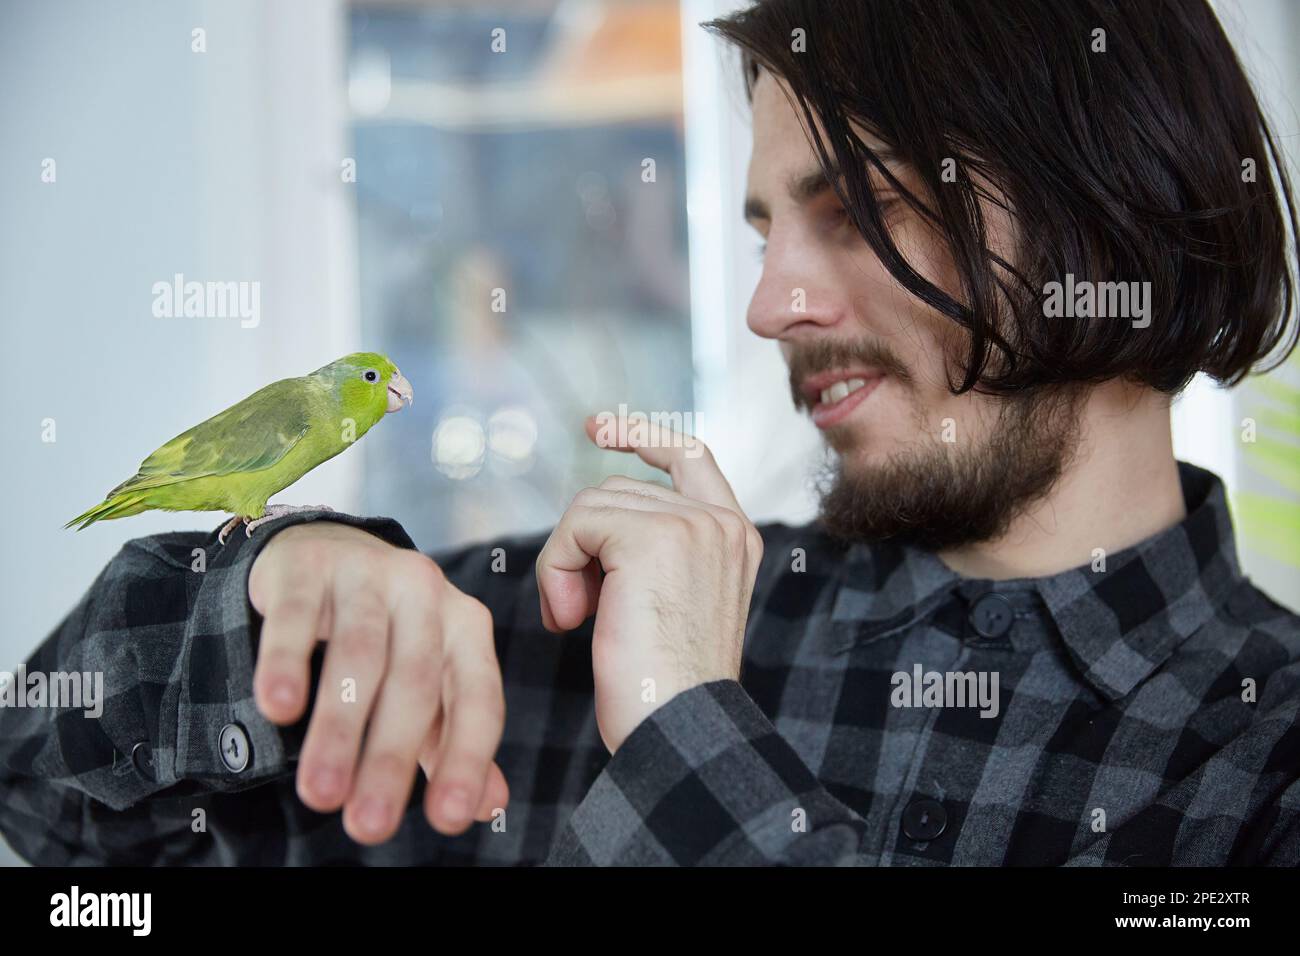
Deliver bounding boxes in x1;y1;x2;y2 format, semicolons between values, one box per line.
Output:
110;378;315;495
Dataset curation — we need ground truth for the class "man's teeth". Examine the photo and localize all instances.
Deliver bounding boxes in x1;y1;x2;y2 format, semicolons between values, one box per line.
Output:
819;378;869;406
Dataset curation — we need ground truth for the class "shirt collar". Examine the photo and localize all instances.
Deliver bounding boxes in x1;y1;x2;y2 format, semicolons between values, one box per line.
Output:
827;462;1242;700
1033;461;1241;700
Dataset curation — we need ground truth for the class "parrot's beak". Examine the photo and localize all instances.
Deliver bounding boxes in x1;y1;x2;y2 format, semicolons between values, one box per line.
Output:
386;371;414;413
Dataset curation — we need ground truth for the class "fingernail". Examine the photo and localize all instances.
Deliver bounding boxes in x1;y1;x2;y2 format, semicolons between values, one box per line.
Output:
441;788;471;823
271;681;297;708
312;767;344;802
357;797;389;835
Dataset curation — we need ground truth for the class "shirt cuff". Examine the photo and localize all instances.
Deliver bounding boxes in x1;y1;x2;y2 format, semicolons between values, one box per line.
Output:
545;679;852;865
169;511;418;793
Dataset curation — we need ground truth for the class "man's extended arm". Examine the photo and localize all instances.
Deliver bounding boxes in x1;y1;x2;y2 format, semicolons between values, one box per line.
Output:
0;512;446;864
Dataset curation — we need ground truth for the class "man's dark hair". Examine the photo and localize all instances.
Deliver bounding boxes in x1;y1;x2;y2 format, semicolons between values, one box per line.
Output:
706;0;1299;394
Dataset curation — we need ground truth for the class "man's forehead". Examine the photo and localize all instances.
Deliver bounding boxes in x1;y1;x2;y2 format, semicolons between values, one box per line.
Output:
749;72;819;169
746;72;900;214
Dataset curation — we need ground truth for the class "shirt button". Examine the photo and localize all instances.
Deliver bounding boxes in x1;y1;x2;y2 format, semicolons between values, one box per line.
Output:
901;798;947;841
219;723;251;773
969;592;1014;639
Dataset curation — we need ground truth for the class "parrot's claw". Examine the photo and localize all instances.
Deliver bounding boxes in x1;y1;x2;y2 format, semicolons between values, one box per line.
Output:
244;504;335;538
217;515;247;546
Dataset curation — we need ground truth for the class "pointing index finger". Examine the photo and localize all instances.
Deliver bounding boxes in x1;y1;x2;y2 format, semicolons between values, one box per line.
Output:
584;413;743;513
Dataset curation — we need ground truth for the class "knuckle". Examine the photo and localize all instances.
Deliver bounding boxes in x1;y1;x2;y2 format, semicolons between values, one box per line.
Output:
291;535;331;568
458;678;506;725
311;712;360;752
572;487;603;510
695;509;728;540
611;486;660;505
392;645;442;694
685;438;715;465
441;738;493;777
341;586;388;623
458;595;495;635
336;555;383;592
257;645;302;674
269;594;314;621
481;693;507;730
398;551;445;591
714;514;746;560
715;508;746;539
661;513;696;544
360;750;413;788
337;620;388;659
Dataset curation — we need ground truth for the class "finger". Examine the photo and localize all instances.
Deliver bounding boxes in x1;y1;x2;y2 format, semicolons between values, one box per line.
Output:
598;474;673;498
585;413;742;512
598;475;765;579
538;556;601;633
420;726;508;825
425;600;506;835
475;762;510;822
598;474;710;507
417;712;445;780
536;495;637;632
342;583;445;845
296;564;390;813
253;558;328;725
581;560;602;621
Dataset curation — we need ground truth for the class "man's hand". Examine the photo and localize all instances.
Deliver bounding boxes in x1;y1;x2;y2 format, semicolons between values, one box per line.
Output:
248;522;508;845
537;416;763;753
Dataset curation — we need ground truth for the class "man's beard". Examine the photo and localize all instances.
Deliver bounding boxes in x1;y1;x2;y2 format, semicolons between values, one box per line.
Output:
813;392;1081;551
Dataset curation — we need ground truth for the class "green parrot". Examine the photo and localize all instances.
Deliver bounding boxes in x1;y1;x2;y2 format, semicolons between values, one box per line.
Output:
66;352;413;543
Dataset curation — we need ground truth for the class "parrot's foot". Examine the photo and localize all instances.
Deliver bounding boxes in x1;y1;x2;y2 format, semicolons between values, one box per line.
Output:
245;504;335;538
217;515;247;546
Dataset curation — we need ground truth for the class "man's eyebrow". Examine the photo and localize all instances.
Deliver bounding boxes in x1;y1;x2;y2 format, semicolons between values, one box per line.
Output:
744;151;899;223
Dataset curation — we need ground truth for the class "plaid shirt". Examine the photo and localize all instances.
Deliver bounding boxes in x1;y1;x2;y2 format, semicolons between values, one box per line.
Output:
2;462;1298;865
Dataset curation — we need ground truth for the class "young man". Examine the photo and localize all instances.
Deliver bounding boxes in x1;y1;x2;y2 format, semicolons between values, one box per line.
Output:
2;0;1298;865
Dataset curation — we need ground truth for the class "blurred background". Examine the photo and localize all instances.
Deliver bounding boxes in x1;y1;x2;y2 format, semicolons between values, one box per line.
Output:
0;0;1297;864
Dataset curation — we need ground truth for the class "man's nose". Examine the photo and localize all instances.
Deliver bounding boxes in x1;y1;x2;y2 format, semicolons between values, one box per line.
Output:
745;235;845;340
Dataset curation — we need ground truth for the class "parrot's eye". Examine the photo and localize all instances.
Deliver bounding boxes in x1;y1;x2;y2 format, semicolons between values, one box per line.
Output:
363;370;378;383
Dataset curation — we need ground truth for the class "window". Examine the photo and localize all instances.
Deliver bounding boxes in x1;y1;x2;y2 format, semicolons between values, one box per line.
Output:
347;1;692;551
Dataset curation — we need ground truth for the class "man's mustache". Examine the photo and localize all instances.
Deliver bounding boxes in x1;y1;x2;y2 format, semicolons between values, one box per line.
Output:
788;338;912;411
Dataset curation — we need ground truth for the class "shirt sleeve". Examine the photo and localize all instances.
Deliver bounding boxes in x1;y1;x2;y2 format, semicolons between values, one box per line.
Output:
0;511;417;865
544;679;873;865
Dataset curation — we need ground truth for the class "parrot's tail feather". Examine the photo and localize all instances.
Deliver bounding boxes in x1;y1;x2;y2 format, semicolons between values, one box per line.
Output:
65;493;150;530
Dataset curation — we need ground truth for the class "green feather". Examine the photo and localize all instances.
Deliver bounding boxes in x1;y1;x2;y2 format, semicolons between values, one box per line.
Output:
66;352;403;530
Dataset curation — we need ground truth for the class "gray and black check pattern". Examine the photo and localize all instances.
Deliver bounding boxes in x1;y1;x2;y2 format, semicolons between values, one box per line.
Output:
2;462;1298;864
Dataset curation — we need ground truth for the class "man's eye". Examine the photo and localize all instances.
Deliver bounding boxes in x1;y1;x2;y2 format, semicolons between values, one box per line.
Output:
846;197;901;230
756;240;767;261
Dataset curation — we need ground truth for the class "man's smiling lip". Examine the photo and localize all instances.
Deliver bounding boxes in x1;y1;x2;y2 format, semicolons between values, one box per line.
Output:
809;376;884;428
797;368;887;429
798;368;886;402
